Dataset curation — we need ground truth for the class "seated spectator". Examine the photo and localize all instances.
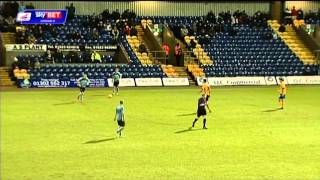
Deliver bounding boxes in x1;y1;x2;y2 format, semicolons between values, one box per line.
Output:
190;39;197;49
34;59;40;69
272;32;278;39
279;24;286;32
124;25;131;36
44;50;54;63
92;28;99;40
297;8;304;20
111;9;121;20
27;34;36;44
69;51;79;63
263;32;272;40
130;27;138;36
53;48;63;62
102;9;111;21
138;43;147;54
91;51;102;63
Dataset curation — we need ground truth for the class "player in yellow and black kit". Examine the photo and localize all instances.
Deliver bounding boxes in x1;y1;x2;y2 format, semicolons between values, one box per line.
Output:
201;79;212;112
278;77;287;109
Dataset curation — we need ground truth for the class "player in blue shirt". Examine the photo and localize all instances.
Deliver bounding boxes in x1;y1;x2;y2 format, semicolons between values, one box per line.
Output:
114;100;125;137
112;67;122;95
191;93;209;129
77;73;90;103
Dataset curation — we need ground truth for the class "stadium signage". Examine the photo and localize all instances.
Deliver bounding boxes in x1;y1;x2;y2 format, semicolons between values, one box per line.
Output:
17;9;67;25
18;78;108;88
5;44;47;51
197;77;267;86
107;78;136;87
286;76;320;85
264;76;277;85
162;78;189;86
135;78;163;86
47;45;117;51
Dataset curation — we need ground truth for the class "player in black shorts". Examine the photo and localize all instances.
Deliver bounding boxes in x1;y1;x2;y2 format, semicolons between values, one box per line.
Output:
191;93;209;129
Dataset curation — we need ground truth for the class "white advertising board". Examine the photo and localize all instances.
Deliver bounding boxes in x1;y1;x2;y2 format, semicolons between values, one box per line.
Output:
162;78;189;86
264;76;278;85
107;78;135;87
5;44;47;51
201;77;267;86
286;76;320;85
135;78;163;86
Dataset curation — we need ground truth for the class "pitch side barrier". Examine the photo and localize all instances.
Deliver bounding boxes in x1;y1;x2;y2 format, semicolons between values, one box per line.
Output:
196;76;320;86
16;76;320;88
17;77;190;88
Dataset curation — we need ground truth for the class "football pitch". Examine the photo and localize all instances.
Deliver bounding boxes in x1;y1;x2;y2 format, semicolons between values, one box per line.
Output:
1;86;320;180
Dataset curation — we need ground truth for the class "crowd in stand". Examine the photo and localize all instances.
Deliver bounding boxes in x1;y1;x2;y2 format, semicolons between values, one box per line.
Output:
0;1;35;32
170;10;270;43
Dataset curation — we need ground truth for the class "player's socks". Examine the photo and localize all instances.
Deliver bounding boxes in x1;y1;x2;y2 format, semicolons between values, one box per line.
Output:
192;118;198;127
203;118;207;129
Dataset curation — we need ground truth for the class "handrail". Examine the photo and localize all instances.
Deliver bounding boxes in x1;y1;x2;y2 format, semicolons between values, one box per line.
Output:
118;40;131;63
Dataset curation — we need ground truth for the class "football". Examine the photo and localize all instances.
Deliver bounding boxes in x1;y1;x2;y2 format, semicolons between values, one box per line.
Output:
108;94;113;98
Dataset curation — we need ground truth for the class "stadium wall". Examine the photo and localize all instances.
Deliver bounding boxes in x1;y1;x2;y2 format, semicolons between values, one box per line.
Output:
20;1;270;16
284;1;320;12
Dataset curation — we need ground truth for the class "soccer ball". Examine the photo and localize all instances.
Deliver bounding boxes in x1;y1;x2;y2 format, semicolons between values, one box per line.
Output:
108;94;113;98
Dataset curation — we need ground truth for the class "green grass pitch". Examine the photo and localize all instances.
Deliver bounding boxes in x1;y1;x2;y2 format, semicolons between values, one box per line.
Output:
1;86;320;180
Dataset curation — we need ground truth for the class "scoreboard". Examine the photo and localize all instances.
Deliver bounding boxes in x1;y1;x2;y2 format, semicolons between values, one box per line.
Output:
16;9;68;25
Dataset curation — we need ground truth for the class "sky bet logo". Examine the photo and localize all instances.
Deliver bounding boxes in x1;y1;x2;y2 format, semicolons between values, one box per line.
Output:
35;11;62;19
16;12;31;22
18;10;67;24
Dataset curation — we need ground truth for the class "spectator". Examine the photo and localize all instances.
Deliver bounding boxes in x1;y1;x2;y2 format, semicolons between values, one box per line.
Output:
112;26;119;42
67;51;79;63
162;43;170;65
34;59;40;69
27;34;36;44
91;51;102;63
174;43;182;66
130;27;138;36
272;32;278;39
279;23;286;32
45;50;54;63
19;1;25;12
53;48;63;62
291;6;298;20
297;8;304;20
92;28;99;40
138;43;147;54
66;3;75;21
190;39;197;49
12;1;19;18
124;25;131;36
25;3;34;9
284;8;292;25
102;9;111;21
263;32;272;40
111;9;121;20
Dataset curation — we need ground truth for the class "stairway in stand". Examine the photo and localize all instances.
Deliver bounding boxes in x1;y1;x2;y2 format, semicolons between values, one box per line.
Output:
173;66;196;86
2;32;16;44
135;25;156;63
268;20;317;65
0;67;15;86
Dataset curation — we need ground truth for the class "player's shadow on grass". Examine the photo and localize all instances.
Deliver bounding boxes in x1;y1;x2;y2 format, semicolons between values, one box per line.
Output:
84;137;117;144
176;112;196;116
262;108;283;112
53;101;76;106
175;128;202;134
